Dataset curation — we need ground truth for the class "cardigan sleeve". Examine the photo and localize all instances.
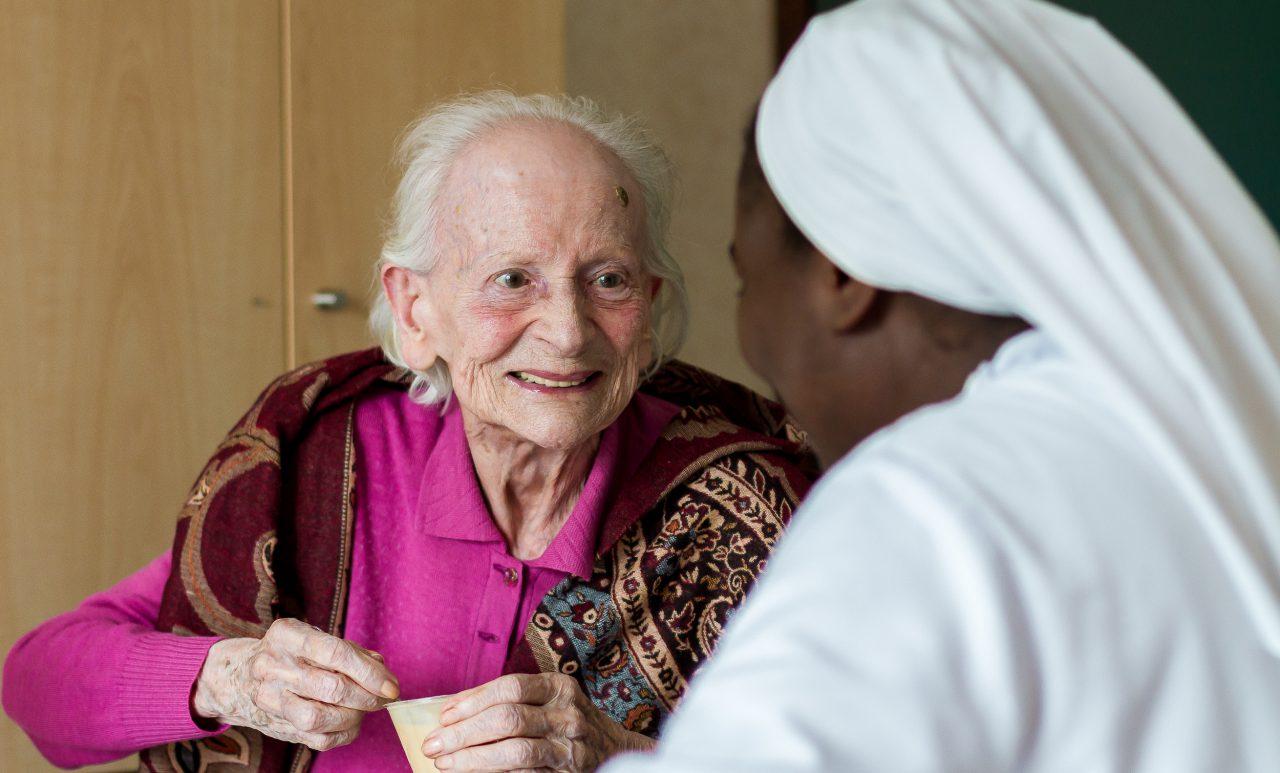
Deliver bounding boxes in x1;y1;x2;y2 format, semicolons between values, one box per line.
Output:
2;552;225;767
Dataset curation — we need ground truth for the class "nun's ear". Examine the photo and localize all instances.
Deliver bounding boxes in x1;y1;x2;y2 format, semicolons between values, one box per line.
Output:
811;255;879;334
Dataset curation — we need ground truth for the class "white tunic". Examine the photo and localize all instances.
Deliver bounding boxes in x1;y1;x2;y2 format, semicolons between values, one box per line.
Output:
606;329;1280;772
605;0;1280;767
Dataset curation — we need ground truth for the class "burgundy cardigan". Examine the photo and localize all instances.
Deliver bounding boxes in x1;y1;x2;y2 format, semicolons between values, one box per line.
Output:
141;349;816;772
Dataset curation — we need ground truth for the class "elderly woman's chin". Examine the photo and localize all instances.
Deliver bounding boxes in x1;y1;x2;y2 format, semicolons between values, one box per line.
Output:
460;368;640;451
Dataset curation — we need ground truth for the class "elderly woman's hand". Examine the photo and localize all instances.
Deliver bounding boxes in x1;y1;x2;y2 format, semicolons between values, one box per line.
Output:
423;673;654;772
191;618;399;751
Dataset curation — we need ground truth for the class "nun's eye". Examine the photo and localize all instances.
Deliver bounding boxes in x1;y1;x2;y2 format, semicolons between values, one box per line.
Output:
495;270;530;289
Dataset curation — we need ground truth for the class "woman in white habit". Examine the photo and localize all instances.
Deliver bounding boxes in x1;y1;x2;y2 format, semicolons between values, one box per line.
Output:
608;0;1280;769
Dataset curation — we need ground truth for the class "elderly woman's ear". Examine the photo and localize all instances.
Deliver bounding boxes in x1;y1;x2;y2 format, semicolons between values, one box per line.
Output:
381;264;440;371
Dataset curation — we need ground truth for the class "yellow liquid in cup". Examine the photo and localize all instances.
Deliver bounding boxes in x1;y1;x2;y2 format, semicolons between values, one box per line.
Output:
386;695;450;773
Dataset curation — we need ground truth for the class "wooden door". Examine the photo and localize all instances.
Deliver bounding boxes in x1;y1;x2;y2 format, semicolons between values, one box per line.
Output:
288;0;566;364
0;2;286;770
2;2;567;769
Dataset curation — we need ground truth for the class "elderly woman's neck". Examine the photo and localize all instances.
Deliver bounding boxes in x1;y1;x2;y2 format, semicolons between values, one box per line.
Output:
462;419;601;561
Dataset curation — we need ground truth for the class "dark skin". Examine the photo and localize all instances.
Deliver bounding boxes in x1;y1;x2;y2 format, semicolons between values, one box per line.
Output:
730;143;1029;468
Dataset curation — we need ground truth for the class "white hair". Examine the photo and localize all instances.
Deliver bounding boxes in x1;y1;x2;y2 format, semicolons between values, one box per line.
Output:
369;91;689;406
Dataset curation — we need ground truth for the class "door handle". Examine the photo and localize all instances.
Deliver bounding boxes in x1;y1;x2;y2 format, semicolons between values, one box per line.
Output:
310;289;348;310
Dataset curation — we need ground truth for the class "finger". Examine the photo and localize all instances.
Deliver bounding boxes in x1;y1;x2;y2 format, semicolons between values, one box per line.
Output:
354;643;386;663
287;664;384;711
279;691;364;735
424;703;552;757
267;620;394;693
292;727;360;752
264;617;318;647
433;737;559;772
441;674;562;724
293;628;399;700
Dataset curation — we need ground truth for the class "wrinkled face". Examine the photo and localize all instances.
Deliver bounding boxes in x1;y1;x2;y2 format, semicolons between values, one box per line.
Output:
412;121;657;450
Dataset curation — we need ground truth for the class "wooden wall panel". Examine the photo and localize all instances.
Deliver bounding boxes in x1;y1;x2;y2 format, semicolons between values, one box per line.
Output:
289;0;566;364
0;2;285;769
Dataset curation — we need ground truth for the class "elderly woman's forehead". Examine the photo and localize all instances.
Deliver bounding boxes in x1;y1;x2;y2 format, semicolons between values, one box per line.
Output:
434;123;643;242
448;121;634;190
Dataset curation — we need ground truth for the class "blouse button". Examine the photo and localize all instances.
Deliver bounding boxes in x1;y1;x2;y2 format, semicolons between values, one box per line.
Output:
502;567;519;587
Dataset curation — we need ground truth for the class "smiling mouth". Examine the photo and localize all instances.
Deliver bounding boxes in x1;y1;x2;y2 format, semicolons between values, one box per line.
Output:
509;370;601;389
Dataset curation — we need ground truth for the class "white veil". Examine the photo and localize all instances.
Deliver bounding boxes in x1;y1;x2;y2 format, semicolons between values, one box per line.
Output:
758;0;1280;650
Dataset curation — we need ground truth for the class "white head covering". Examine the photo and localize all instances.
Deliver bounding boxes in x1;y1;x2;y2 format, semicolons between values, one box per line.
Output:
758;0;1280;650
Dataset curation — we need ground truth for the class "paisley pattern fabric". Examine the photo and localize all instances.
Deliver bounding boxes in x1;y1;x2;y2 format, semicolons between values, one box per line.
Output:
140;350;814;771
527;452;799;736
147;729;263;772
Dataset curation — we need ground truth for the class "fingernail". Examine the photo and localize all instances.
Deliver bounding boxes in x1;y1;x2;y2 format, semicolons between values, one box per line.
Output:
438;707;455;724
434;755;453;769
423;737;443;755
380;680;399;699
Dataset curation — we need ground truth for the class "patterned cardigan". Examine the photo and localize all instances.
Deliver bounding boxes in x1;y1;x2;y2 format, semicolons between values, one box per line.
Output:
140;348;815;772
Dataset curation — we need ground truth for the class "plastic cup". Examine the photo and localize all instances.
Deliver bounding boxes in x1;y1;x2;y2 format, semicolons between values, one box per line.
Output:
385;695;450;772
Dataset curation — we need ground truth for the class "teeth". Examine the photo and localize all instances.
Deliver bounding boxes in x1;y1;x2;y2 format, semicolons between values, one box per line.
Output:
515;372;589;388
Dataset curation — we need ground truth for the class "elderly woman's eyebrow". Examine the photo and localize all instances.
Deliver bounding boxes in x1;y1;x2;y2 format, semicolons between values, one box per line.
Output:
470;249;540;269
471;241;641;265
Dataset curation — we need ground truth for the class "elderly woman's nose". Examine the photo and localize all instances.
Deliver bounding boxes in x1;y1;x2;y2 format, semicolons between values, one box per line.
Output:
535;288;593;355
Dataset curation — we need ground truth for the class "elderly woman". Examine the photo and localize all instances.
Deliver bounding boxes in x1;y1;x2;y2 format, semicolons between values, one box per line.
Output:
3;92;813;772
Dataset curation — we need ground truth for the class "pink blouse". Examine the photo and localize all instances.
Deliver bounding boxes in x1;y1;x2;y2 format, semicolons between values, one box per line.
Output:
2;390;677;770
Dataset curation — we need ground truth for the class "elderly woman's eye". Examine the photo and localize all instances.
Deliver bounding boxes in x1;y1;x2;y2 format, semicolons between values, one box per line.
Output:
495;270;530;289
593;272;626;290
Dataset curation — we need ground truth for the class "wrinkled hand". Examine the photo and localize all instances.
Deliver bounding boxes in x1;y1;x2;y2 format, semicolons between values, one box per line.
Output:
192;617;400;751
423;673;654;772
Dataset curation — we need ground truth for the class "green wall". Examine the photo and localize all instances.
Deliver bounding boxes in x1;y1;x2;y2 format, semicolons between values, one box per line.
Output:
811;0;1280;229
